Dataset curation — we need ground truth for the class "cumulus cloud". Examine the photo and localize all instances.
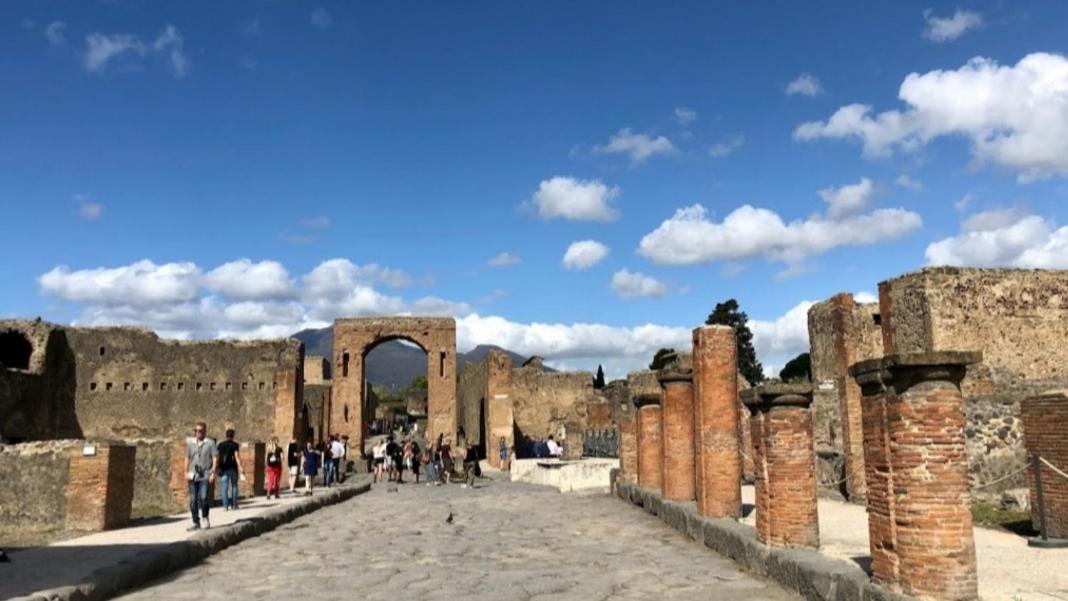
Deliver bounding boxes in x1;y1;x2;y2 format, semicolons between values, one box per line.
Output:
786;72;823;97
84;33;147;72
854;291;878;304
674;107;697;124
487;252;521;268
40;260;201;307
795;53;1068;181
593;128;677;164
923;9;982;43
638;181;920;270
562;240;609;270
709;135;745;158
610;269;668;298
45;21;67;46
750;301;814;372
203;259;296;301
525;176;620;221
895;174;924;191
925;209;1068;268
310;8;333;28
152;25;189;78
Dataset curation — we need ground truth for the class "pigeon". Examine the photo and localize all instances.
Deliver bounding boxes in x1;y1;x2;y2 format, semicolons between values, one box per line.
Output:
445;512;453;524
0;549;9;563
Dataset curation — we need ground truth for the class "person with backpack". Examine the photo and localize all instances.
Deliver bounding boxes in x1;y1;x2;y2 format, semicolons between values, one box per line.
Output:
265;437;283;499
286;436;301;494
216;428;244;511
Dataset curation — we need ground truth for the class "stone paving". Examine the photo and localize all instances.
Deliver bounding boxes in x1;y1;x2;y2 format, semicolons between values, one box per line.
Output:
116;473;798;601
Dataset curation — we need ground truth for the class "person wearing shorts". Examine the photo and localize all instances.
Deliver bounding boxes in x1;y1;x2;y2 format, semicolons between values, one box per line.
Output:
372;440;386;483
287;437;301;494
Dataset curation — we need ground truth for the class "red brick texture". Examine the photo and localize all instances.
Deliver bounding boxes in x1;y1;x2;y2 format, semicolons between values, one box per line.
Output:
659;372;696;501
619;409;638;483
693;325;741;518
65;442;136;531
829;293;868;502
743;386;819;549
636;401;664;491
1021;392;1068;538
851;352;980;601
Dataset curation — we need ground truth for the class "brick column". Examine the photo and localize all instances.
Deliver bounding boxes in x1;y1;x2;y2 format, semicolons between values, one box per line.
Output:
1021;392;1068;538
239;442;266;497
618;407;638;483
692;325;741;518
485;351;514;469
742;384;819;548
659;369;696;501
850;352;980;601
65;442;136;531
634;394;663;491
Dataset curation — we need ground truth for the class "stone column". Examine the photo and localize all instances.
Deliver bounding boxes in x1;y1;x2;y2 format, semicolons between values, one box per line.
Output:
850;352;980;601
742;384;819;548
618;407;638;483
692;325;741;518
65;442;136;531
659;369;696;501
1021;392;1068;538
634;393;663;491
485;351;514;469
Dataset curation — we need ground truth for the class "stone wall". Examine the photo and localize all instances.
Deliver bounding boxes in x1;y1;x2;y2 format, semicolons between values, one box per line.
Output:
511;363;595;451
0;320;78;441
304;383;332;443
456;359;487;446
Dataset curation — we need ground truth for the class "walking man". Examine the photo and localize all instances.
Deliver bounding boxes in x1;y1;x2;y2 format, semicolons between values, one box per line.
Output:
185;421;218;530
216;428;244;510
329;434;345;485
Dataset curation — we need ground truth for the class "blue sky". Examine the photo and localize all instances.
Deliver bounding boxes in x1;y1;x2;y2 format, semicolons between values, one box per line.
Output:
4;1;1068;378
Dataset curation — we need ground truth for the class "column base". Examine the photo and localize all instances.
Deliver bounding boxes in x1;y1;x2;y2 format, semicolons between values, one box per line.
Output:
1028;536;1068;549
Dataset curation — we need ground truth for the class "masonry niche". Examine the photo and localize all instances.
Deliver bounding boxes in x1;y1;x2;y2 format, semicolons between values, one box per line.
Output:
332;317;457;458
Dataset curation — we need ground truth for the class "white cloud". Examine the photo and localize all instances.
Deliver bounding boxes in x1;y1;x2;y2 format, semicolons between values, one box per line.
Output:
610;269;668;298
204;259;296;301
76;198;103;220
750;301;814;367
818;177;875;219
709;135;745;158
923;9;982;43
854;291;878;304
925;208;1068;268
84;32;147;73
638;183;921;270
300;216;331;228
526;176;620;221
487;252;521;268
303;259;414;294
786;72;824;97
562;240;609;270
895;174;924;191
795;53;1068;182
954;192;976;212
45;21;67;46
40;260;201;307
674;107;697;124
310;8;333;28
593;128;677;164
152;25;189;79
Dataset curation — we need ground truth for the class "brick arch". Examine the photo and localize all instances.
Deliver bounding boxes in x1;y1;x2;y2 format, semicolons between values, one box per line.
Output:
331;317;457;458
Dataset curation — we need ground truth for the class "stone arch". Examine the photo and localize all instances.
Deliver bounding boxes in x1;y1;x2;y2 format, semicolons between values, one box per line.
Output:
331;317;456;458
0;330;33;370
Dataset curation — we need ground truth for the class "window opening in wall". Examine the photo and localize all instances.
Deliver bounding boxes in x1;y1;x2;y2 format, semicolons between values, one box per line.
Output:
439;351;446;377
106;382;113;391
210;382;217;391
142;382;148;391
272;381;277;390
241;382;248;391
0;331;32;370
177;382;185;391
160;382;167;391
225;382;232;391
344;404;349;422
342;351;350;377
196;382;203;392
258;382;265;390
873;314;882;326
124;382;131;391
99;346;105;356
90;382;97;391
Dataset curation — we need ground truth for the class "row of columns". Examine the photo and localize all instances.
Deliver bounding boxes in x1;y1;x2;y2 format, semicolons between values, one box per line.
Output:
620;332;983;601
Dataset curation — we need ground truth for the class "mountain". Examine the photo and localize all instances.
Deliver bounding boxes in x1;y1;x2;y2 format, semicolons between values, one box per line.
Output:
291;326;542;391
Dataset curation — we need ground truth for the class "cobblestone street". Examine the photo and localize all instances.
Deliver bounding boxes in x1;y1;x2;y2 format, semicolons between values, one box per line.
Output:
116;474;796;601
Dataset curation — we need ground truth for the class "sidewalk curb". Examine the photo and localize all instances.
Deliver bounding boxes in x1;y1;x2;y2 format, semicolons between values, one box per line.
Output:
611;471;916;601
10;482;371;601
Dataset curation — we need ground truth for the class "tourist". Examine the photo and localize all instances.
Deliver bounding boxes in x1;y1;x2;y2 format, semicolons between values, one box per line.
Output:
301;440;320;495
185;421;217;530
330;434;345;484
287;436;301;494
533;437;546;458
440;437;453;483
372;438;386;483
409;439;421;484
546;435;562;458
498;436;508;469
385;435;400;482
395;438;407;484
340;435;351;474
463;442;478;487
423;443;439;484
321;437;334;486
265;437;283;499
216;428;244;511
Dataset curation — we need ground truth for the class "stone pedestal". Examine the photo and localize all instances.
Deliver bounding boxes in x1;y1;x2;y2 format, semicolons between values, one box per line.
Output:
742;384;819;548
659;369;695;501
618;408;638;484
1021;392;1068;538
850;352;980;601
635;394;663;491
692;325;741;518
65;442;136;531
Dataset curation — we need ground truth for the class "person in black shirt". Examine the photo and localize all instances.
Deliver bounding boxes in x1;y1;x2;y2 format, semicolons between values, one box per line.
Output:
216;428;244;511
385;436;400;482
287;437;301;494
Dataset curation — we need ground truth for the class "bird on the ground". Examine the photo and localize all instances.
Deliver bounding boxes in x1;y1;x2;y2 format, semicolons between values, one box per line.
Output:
445;512;453;524
0;549;9;563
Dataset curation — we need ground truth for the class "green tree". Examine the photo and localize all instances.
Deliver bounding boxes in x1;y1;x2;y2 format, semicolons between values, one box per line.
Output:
778;352;811;382
649;348;674;371
705;299;765;384
593;364;606;389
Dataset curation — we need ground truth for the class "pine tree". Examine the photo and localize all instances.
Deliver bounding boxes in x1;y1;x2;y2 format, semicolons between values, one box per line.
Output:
705;299;765;384
649;348;674;371
778;352;811;382
594;364;606;389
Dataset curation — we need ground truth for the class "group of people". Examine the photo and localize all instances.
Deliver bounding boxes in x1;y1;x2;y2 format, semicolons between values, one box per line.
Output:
183;421;349;531
371;432;480;487
515;434;564;459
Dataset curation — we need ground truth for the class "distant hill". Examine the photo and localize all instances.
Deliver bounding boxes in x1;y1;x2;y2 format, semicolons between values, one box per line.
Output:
292;326;540;391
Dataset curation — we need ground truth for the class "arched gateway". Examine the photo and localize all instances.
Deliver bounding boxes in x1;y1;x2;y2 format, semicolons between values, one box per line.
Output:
331;317;457;457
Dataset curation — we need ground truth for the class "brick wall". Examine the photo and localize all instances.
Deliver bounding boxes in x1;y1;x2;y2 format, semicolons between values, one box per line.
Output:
659;372;695;502
1021;392;1068;537
64;442;136;531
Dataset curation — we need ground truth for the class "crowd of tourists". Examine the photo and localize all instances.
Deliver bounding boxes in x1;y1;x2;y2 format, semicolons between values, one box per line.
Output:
370;431;480;487
183;421;349;531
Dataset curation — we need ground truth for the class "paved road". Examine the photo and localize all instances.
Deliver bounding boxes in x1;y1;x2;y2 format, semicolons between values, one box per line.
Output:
117;474;797;601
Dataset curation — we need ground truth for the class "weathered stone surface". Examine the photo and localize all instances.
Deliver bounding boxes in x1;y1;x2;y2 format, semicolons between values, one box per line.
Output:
1021;391;1068;537
692;325;742;519
659;369;695;501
